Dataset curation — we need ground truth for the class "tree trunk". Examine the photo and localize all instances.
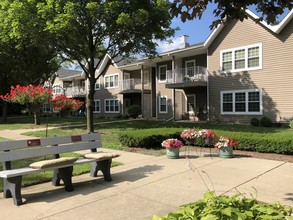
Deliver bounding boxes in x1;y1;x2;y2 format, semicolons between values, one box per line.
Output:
86;92;94;133
34;111;41;125
2;101;8;123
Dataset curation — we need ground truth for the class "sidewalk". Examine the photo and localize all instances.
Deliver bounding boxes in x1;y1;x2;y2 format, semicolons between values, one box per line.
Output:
0;130;293;220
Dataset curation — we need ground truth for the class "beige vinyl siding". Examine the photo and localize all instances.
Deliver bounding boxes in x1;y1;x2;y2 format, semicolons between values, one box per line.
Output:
174;91;184;120
208;17;293;123
156;61;173;119
94;65;123;117
182;54;207;67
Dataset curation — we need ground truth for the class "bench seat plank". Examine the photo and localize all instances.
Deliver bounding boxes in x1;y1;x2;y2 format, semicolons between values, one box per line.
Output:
0;142;101;162
0;157;112;178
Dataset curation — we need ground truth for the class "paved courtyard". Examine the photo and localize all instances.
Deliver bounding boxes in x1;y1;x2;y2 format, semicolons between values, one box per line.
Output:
0;129;292;219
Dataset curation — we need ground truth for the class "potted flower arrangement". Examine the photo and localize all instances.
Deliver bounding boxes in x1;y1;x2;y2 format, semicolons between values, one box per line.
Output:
0;85;52;125
215;136;238;158
197;129;218;146
161;138;183;159
180;129;198;145
52;94;84;117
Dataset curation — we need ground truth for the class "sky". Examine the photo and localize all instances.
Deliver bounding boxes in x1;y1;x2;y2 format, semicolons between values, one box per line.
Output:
156;3;217;53
156;4;291;53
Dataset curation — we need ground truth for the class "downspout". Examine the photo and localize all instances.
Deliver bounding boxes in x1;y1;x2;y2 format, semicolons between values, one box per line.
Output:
122;69;124;115
141;65;144;118
172;56;176;121
207;49;210;122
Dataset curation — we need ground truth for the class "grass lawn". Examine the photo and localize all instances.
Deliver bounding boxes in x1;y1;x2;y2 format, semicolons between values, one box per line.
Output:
22;119;293;152
0;115;129;130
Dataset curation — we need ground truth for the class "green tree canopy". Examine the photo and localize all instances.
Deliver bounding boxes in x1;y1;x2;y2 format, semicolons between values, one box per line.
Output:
171;0;292;29
37;0;175;132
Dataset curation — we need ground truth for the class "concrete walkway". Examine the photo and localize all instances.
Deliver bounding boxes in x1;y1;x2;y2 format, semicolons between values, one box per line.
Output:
0;129;293;220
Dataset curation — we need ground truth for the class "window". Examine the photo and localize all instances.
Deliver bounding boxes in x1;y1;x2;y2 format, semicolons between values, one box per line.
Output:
43;103;52;113
158;65;167;82
93;99;100;113
95;79;100;90
185;60;196;77
220;44;262;72
221;89;262;115
53;84;61;94
159;96;168;113
104;74;119;88
105;99;119;113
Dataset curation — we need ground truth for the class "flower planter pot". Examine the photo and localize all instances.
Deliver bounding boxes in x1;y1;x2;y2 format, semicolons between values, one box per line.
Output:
219;147;233;158
166;148;180;159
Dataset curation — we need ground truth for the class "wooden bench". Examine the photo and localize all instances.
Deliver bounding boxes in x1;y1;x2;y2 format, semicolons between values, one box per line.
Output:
0;133;120;206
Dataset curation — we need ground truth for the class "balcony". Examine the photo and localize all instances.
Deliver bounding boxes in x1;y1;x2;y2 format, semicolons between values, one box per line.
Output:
166;66;208;89
64;86;86;97
119;78;150;94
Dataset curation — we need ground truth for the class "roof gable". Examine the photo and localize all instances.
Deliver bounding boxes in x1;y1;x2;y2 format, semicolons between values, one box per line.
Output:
204;9;293;48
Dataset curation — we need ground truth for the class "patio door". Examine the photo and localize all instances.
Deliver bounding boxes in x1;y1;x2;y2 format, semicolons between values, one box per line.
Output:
124;72;131;90
185;60;196;78
186;94;196;114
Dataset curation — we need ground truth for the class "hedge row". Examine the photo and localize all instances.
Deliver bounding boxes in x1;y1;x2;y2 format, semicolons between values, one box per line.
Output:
118;128;182;149
119;128;293;154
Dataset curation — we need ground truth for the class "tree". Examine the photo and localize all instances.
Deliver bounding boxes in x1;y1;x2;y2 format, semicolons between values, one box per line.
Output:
37;0;175;132
0;0;63;123
170;0;292;29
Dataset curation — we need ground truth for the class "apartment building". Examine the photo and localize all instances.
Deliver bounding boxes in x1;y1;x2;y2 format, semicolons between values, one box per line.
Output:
52;9;293;123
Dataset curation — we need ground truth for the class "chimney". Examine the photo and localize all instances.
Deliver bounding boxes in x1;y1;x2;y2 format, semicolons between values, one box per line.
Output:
179;35;189;49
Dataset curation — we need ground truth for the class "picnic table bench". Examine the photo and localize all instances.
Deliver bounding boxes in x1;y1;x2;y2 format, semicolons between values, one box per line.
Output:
0;133;120;206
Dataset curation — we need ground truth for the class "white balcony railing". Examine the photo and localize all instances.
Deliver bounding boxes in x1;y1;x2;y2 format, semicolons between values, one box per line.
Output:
166;66;208;84
120;78;145;92
64;86;86;97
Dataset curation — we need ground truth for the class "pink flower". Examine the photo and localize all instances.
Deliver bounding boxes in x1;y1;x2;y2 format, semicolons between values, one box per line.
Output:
0;85;52;105
215;136;238;149
161;139;183;149
180;129;198;140
52;94;83;111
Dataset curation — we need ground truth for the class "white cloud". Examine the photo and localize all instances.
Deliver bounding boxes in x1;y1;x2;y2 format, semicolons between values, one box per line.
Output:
156;37;181;53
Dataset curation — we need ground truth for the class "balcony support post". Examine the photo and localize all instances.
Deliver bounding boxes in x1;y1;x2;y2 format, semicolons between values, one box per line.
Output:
172;56;176;120
140;65;144;118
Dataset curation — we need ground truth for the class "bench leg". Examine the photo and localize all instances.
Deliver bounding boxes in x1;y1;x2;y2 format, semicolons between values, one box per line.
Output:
90;159;112;181
3;176;23;206
52;166;74;192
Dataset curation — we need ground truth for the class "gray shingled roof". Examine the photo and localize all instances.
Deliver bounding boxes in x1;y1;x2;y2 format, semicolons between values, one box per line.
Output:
56;68;82;79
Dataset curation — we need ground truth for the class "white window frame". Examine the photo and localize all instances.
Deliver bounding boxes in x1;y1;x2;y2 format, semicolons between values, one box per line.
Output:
43;102;52;113
220;89;263;115
185;60;196;77
158;96;168;113
95;79;100;90
53;84;62;94
104;99;120;113
93;99;101;113
220;43;262;73
104;74;119;89
158;65;167;83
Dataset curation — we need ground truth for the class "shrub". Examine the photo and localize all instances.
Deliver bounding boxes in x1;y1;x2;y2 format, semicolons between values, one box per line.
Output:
227;132;293;154
290;120;293;129
259;116;272;127
250;118;259;126
119;128;182;149
127;105;141;118
153;192;293;220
